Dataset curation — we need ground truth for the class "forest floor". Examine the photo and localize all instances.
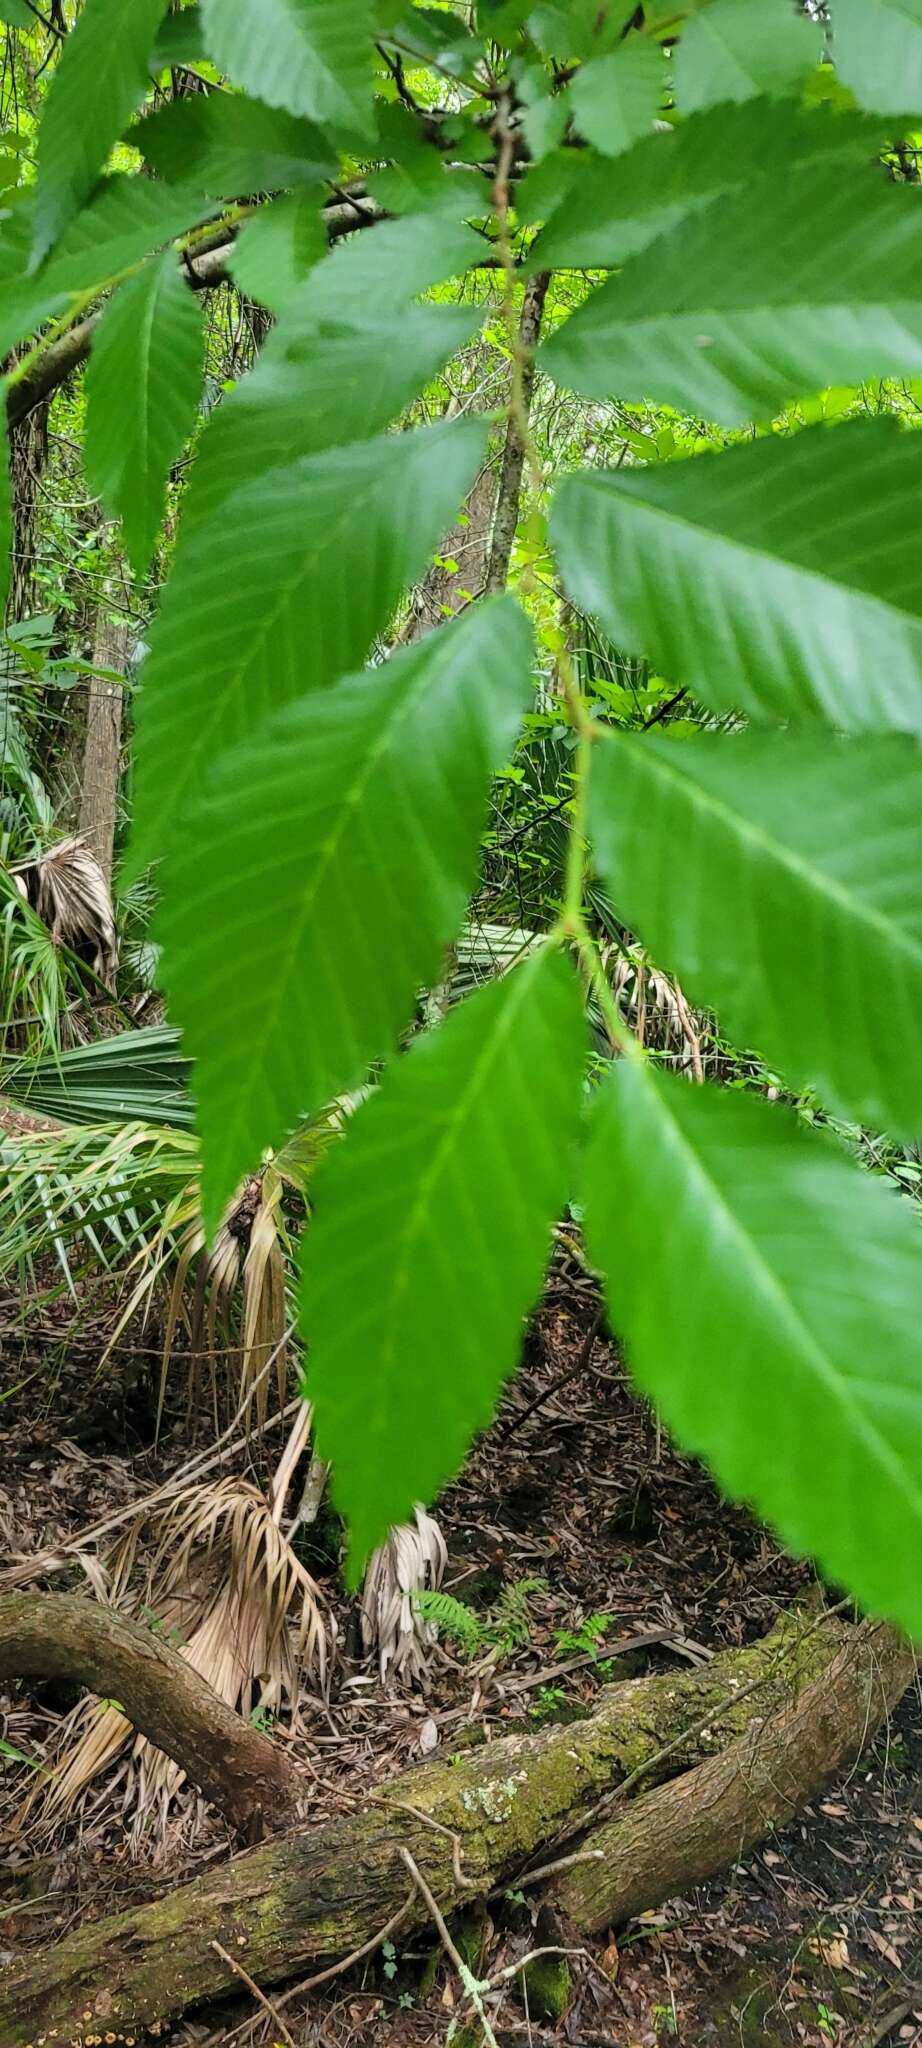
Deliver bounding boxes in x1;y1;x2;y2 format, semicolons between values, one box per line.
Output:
1;1254;920;2047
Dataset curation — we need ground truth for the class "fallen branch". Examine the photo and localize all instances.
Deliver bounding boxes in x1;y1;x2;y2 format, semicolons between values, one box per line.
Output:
4;1602;910;2046
0;1592;300;1836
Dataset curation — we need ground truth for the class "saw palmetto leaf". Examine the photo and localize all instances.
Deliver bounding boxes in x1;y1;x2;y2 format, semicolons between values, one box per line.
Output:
201;0;375;137
157;597;536;1229
127;411;488;879
589;729;922;1137
583;1062;922;1638
302;947;586;1571
32;0;166;262
541;165;922;423
85;252;205;578
551;420;922;735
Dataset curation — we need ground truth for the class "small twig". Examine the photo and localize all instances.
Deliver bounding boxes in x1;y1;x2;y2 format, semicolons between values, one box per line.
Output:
501;1308;603;1439
512;1847;605;1891
482;1944;588;1992
400;1846;501;2048
210;1939;297;2048
860;1999;915;2048
274;1895;415;2002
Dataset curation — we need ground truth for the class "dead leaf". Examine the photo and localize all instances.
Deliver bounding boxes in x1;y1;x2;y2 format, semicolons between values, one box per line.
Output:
867;1929;901;1968
809;1935;850;1971
600;1937;619;1980
419;1716;439;1755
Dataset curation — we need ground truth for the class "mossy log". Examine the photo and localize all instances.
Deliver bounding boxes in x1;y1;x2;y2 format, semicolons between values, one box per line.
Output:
0;1592;300;1838
0;1605;912;2048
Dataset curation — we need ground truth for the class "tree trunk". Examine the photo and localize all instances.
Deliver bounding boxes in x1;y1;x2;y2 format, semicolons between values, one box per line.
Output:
484;270;550;595
3;1604;912;2047
7;395;49;622
553;1615;916;1931
78;601;127;891
0;1593;300;1839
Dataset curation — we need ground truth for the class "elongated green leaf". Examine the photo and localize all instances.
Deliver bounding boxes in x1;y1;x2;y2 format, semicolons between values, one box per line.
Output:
551;420;922;735
303;946;586;1569
529;100;889;269
590;729;922;1137
674;0;822;114
181;302;480;537
0;1;32;25
584;1063;922;1635
832;0;922;114
130;91;335;196
285;211;484;325
226;195;326;312
84;252;204;580
33;0;166;263
569;41;665;157
541;165;922;423
201;0;374;137
0;391;10;620
158;597;536;1227
128;412;489;878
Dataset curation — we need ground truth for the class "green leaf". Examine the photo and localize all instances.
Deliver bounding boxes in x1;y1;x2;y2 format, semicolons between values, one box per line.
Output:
832;0;922;115
569;40;665;157
157;596;536;1228
149;2;205;68
0;1;32;25
674;0;823;115
226;194;326;312
84;251;205;580
589;729;922;1138
583;1062;922;1636
529;101;891;269
551;419;922;735
541;164;922;424
32;0;167;264
0;390;10;620
39;177;217;296
128;411;489;877
286;212;484;324
181;301;481;538
200;0;374;137
303;946;586;1570
129;90;335;195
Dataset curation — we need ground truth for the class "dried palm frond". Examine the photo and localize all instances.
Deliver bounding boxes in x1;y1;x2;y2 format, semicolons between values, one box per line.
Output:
11;837;118;989
604;939;705;1079
361;1507;448;1688
27;1468;330;1853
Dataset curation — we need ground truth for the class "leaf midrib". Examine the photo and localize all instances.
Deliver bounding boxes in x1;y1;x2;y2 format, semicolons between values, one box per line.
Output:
574;471;922;634
607;733;922;976
640;1067;922;1519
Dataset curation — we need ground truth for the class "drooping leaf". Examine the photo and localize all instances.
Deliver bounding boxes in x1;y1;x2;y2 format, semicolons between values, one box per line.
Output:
157;597;536;1228
541;164;922;423
200;0;375;137
149;3;205;68
32;0;167;264
583;1062;922;1636
569;40;665;157
129;91;335;195
226;194;326;312
589;728;922;1138
303;945;586;1570
674;0;823;115
528;100;890;269
181;302;481;537
551;420;922;735
832;0;922;115
85;251;205;580
128;412;489;878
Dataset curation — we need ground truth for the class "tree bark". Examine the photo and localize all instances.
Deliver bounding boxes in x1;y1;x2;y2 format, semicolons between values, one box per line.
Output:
78;601;127;891
3;1604;912;2047
0;1592;300;1840
554;1615;917;1931
484;270;550;594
